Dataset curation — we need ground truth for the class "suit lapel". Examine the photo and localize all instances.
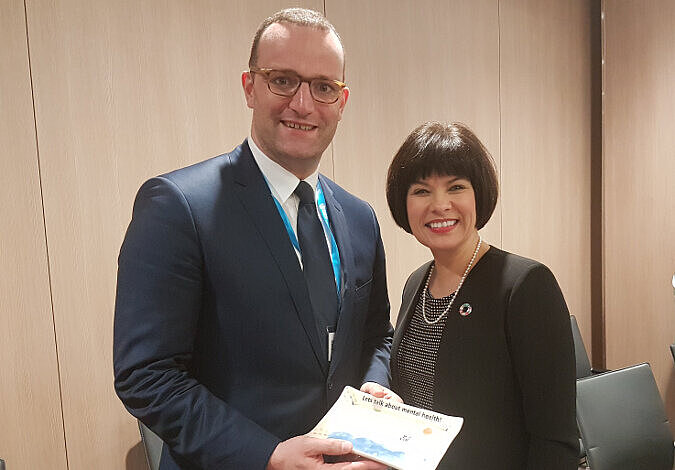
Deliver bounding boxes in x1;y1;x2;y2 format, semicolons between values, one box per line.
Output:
230;142;328;375
319;176;354;375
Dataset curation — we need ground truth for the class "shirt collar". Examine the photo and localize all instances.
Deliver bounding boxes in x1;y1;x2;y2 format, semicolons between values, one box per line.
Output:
248;136;320;203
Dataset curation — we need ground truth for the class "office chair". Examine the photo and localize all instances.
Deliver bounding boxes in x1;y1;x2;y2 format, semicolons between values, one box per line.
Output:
138;420;163;470
570;315;592;379
576;363;674;470
570;315;595;464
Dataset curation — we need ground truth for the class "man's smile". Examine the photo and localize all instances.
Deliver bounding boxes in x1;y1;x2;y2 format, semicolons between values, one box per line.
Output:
282;120;316;131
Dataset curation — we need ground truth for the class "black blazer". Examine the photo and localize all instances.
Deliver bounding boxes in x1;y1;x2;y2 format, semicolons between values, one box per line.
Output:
391;247;578;469
114;141;393;469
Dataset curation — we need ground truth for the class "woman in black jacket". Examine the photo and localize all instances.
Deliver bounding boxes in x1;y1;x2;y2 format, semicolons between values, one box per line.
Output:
385;121;578;469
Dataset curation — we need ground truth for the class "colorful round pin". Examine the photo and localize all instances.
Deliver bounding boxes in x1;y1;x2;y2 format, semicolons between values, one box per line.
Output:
459;303;472;316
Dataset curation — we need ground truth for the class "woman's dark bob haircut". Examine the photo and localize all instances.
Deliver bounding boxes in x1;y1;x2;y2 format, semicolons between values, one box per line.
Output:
386;121;498;233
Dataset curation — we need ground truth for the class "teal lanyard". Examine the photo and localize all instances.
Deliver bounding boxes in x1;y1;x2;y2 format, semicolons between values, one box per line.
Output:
269;180;342;295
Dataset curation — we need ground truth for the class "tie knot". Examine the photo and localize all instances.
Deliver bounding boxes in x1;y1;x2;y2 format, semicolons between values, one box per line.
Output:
295;181;315;206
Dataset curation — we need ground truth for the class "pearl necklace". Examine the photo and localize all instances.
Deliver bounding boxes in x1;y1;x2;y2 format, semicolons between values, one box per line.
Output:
422;234;482;325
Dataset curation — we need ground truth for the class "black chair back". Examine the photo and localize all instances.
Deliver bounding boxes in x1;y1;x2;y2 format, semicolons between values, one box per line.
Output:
138;420;163;470
576;363;674;470
570;315;592;378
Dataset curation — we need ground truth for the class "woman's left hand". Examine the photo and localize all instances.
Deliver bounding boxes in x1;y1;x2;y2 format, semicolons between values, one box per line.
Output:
360;382;403;403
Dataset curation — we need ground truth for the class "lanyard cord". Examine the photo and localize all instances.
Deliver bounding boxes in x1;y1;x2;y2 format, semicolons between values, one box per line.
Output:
268;179;342;294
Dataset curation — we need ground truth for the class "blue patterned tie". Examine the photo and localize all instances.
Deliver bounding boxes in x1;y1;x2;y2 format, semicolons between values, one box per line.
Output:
294;181;338;334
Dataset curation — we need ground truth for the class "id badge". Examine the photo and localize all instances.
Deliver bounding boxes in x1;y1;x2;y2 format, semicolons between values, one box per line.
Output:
327;327;336;362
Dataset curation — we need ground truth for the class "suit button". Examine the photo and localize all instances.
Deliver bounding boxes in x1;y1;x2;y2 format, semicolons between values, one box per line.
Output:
328;382;333;390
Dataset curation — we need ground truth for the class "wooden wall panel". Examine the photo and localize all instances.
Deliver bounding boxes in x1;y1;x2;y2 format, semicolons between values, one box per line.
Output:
25;0;320;467
0;1;67;468
500;0;593;352
327;0;501;320
604;0;675;432
7;0;598;466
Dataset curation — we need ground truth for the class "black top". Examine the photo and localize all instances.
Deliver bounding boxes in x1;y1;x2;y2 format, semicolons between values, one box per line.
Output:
395;287;451;410
391;247;579;470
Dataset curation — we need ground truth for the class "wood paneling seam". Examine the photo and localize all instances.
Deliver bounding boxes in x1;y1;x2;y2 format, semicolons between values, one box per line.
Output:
22;0;70;467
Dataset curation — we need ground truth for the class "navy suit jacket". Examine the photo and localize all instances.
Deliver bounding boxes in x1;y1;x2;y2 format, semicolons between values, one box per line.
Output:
113;141;393;469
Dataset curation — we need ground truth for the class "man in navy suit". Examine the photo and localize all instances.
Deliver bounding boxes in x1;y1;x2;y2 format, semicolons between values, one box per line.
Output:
114;8;394;470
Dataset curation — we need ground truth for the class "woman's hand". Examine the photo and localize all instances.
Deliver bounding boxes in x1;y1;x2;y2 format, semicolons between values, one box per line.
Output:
360;382;403;403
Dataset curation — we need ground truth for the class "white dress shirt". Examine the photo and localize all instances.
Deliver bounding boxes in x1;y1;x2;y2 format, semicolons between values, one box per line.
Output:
248;137;329;266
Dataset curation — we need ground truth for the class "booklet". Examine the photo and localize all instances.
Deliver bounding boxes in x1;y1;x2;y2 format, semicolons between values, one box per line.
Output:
308;386;463;470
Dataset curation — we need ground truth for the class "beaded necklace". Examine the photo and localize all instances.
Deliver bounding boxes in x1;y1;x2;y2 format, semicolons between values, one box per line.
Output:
422;234;482;325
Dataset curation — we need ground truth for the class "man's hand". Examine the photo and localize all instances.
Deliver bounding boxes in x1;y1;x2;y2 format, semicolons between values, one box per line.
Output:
266;436;388;469
360;382;403;403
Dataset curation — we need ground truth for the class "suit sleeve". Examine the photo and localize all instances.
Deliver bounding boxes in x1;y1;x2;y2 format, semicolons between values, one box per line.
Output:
113;177;279;470
505;263;579;469
359;206;394;387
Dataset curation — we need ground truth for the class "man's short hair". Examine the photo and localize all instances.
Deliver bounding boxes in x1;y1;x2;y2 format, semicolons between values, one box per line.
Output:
386;121;499;233
248;8;345;76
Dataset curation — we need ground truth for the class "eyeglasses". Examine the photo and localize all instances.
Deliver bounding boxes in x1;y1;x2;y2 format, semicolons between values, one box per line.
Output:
249;67;347;104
